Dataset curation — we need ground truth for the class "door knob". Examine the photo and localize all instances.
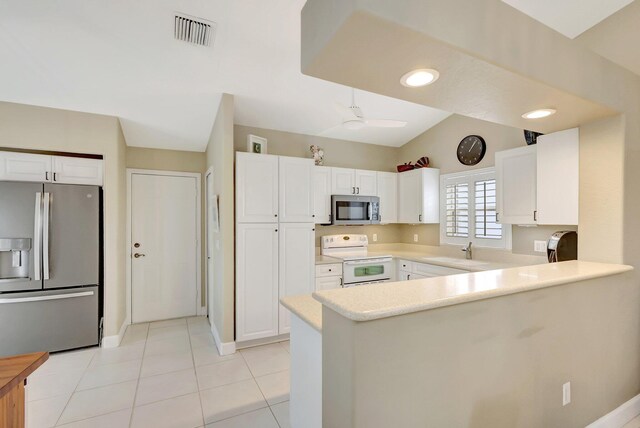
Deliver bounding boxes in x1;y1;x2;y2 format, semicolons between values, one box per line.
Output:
134;243;141;248
134;253;146;258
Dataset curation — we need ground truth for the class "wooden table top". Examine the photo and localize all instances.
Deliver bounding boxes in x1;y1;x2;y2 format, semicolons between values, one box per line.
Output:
0;352;48;398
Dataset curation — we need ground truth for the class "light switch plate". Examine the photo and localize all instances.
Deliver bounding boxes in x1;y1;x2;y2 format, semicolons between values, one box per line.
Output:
534;240;547;253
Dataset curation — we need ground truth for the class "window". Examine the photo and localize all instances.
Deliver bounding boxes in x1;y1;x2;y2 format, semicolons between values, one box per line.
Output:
440;168;511;249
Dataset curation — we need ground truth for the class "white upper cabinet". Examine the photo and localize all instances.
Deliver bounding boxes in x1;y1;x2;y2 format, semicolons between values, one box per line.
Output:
236;152;279;223
536;128;579;225
331;168;377;196
355;170;377;196
278;156;314;223
236;223;280;342
377;172;397;224
0;151;103;185
278;223;315;335
0;152;52;182
313;166;332;224
496;145;537;225
331;167;356;195
397;168;440;224
53;156;103;186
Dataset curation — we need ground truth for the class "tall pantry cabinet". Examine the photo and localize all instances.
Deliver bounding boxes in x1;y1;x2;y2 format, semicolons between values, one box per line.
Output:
235;152;315;342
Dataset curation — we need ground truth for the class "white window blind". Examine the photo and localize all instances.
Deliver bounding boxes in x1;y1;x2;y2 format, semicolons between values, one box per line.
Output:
440;168;510;249
474;179;501;240
445;183;469;238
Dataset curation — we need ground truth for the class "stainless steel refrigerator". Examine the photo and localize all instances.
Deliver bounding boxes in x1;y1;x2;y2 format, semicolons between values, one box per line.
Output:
0;181;100;357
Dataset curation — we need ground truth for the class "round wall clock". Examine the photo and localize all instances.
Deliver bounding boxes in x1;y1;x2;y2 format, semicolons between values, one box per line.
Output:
457;135;486;166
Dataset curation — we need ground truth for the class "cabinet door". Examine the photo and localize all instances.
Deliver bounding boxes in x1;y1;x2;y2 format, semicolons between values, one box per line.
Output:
537;128;579;225
236;152;279;223
397;170;421;223
53;156;103;186
420;168;440;224
236;223;279;342
376;172;397;223
496;145;537;225
279;223;315;334
355;170;377;196
398;270;412;281
0;152;51;182
279;156;314;223
315;276;342;291
331;167;355;195
313;166;332;224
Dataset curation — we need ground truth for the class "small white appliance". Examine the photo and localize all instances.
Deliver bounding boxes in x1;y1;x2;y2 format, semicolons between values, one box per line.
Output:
321;234;392;287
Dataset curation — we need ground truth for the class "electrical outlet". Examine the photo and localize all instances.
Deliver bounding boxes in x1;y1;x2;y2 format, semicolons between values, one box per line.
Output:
372;234;378;242
562;382;571;406
413;234;419;243
534;240;547;253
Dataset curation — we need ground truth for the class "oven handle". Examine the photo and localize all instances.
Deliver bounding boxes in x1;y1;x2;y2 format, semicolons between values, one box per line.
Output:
344;257;392;265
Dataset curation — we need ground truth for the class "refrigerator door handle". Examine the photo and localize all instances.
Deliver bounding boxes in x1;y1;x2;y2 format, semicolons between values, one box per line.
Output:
43;192;50;280
0;291;94;304
34;192;42;281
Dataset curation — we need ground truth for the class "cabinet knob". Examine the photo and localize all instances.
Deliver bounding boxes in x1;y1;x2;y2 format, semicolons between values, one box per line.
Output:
275;229;278;232
274;214;278;217
328;269;332;272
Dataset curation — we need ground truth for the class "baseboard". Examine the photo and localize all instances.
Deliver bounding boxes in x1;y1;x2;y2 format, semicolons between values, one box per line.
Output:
198;306;207;316
211;322;236;355
235;334;290;350
101;320;128;348
587;394;640;428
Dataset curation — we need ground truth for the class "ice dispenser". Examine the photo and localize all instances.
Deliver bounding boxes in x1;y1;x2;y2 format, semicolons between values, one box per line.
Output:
0;238;32;281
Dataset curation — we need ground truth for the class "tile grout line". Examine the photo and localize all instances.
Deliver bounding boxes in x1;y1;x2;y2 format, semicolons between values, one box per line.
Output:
189;320;207;428
127;323;151;428
52;348;98;427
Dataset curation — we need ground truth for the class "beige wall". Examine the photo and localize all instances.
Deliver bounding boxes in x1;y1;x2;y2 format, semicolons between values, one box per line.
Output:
398;114;577;255
126;147;205;173
126;147;208;306
322;271;639;427
205;94;235;343
0;101;127;337
234;125;398;172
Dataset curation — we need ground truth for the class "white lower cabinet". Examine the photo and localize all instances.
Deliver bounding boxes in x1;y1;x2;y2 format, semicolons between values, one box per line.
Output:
397;259;467;280
315;263;343;291
279;223;316;335
236;223;280;342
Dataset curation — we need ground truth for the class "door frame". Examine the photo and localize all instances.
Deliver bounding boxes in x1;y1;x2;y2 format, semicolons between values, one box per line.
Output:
204;166;214;323
125;169;203;326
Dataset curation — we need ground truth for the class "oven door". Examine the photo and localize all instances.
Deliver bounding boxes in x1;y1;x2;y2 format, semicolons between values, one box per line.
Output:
332;196;373;225
343;258;392;285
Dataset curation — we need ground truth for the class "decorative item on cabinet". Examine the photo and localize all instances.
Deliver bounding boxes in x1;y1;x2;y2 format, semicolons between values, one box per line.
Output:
524;130;544;146
397;162;415;172
415;156;430;168
248;134;268;154
310;145;324;166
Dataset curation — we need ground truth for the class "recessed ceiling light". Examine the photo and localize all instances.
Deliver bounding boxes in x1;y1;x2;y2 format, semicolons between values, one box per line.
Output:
400;69;440;88
522;109;557;119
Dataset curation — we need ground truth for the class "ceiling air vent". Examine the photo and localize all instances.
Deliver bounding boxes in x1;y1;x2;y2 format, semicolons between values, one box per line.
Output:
174;13;215;47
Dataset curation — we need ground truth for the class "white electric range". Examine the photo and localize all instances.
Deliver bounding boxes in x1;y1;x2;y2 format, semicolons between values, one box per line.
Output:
321;234;392;287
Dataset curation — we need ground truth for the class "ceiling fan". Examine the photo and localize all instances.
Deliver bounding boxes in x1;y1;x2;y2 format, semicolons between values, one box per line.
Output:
333;89;408;130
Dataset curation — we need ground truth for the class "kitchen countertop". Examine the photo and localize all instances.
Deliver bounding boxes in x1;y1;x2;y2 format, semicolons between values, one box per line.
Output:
313;261;633;322
280;294;323;332
366;250;519;272
315;255;341;265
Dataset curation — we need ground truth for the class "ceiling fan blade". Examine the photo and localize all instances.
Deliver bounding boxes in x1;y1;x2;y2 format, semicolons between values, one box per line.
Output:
333;102;359;120
364;119;408;128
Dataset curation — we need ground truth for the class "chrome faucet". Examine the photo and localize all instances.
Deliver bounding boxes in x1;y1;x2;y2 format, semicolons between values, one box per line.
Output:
462;242;472;260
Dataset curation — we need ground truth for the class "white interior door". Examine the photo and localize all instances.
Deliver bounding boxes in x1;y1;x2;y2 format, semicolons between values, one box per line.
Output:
131;173;198;323
206;171;215;322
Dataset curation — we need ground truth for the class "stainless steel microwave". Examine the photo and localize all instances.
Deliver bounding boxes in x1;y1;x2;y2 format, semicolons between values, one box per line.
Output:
331;195;380;225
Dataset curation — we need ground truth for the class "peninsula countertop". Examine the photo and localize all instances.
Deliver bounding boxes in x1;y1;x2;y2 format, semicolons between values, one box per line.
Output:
312;261;633;322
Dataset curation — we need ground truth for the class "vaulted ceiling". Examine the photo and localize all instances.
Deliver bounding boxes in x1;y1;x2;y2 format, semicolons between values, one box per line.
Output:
0;0;451;151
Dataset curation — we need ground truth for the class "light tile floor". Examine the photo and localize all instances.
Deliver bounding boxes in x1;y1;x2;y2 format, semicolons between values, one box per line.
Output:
26;317;291;428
